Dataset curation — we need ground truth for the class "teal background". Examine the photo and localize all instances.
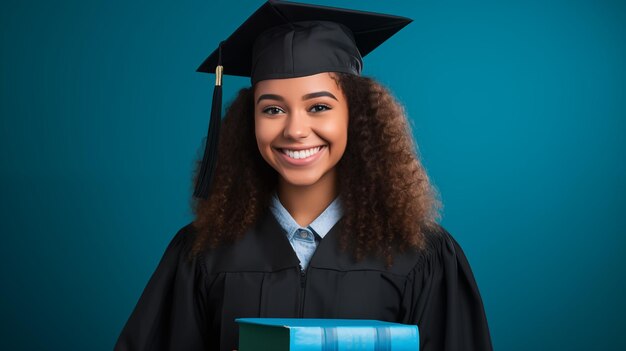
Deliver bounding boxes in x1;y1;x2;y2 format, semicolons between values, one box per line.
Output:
1;0;624;349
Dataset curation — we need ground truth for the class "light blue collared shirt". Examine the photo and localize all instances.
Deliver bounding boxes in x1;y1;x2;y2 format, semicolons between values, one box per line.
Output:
269;192;343;270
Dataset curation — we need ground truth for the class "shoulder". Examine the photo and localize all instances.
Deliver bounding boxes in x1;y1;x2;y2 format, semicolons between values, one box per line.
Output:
392;223;462;275
156;222;207;272
407;222;479;281
421;222;458;258
166;222;199;253
170;213;296;274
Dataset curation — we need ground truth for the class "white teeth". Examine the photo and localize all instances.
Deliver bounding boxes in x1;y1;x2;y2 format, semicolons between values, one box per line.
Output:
282;146;322;160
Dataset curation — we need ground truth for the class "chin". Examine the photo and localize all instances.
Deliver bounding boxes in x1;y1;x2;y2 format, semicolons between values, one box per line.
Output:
278;171;323;187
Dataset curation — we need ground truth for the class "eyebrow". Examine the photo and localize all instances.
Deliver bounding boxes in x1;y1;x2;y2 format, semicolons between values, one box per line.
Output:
256;94;284;104
303;91;338;101
256;91;338;105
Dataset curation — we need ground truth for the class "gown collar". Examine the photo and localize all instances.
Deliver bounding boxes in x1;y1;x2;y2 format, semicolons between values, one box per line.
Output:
269;192;343;241
205;209;422;275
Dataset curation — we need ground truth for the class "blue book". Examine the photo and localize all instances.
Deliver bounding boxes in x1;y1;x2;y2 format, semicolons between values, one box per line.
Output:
236;318;419;351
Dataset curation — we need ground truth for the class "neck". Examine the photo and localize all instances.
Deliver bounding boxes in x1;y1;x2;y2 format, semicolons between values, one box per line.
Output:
277;170;338;227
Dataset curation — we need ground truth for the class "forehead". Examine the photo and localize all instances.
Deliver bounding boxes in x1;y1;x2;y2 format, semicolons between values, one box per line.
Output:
253;72;341;97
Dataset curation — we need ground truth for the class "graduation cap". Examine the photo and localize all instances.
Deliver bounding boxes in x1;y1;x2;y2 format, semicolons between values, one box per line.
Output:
193;0;412;199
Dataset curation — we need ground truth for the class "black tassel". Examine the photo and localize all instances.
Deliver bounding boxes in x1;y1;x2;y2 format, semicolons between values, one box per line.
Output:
194;43;224;199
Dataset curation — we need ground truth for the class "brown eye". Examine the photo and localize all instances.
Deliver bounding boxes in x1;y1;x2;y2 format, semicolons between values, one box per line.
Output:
309;104;331;113
263;106;284;115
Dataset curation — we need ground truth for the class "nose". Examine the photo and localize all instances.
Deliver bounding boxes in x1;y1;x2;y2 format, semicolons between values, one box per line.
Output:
283;110;310;140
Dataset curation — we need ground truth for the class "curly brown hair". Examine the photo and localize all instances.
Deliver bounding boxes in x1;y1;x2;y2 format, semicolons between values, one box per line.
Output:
190;73;440;264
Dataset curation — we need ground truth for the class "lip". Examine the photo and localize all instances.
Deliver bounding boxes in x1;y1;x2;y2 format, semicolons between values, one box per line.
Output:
275;145;325;151
274;145;327;167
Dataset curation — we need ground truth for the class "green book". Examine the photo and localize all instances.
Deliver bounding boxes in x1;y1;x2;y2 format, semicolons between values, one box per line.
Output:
237;318;419;351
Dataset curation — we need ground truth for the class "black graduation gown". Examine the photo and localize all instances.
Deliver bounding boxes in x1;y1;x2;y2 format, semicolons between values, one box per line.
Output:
115;210;493;351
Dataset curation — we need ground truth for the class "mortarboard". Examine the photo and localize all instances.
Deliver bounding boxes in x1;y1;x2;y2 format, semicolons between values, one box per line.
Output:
193;0;412;199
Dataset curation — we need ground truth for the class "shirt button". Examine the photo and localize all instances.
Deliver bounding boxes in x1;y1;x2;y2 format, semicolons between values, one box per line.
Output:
298;230;308;239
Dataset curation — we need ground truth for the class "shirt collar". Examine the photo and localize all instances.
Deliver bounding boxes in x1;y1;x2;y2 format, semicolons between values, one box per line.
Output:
269;192;343;240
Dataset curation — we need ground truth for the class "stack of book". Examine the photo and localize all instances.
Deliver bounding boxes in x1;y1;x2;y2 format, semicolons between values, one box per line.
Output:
237;318;419;350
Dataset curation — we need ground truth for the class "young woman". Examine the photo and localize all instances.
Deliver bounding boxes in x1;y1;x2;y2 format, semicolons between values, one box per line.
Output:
115;2;493;350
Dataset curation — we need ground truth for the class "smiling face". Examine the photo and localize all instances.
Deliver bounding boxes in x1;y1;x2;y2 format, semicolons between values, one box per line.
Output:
254;72;349;188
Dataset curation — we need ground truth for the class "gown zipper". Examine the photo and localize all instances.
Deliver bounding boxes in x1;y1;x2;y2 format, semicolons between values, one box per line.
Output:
296;229;323;318
298;266;307;317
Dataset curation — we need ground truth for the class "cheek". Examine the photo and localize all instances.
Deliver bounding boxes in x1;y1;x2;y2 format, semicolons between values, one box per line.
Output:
254;118;282;165
254;119;270;158
323;115;349;152
334;129;349;158
254;118;271;147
